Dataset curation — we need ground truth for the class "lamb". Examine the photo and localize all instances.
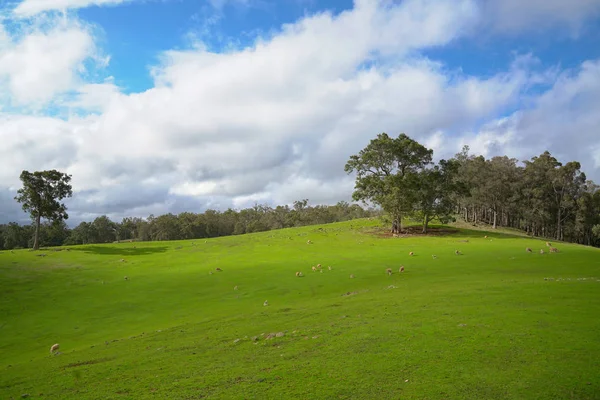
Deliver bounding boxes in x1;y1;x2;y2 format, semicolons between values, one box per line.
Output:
234;286;238;291
546;242;552;247
316;264;321;269
307;240;312;245
455;250;462;255
215;267;222;271
50;343;60;354
399;266;405;272
124;276;129;280
295;272;303;277
328;266;332;271
549;247;559;253
263;300;268;306
432;255;437;259
386;268;392;276
409;252;414;256
349;274;355;279
526;248;532;252
540;249;545;254
312;266;317;272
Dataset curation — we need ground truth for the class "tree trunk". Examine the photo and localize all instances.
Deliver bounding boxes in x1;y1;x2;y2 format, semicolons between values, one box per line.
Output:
33;213;41;250
422;215;429;234
391;215;401;234
493;210;497;229
556;208;562;241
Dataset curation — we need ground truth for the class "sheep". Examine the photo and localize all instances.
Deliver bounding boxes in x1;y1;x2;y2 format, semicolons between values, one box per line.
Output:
546;242;552;247
540;249;545;254
399;266;405;272
526;248;532;253
234;286;238;291
409;252;414;256
216;267;222;271
209;271;213;275
549;247;559;253
432;255;437;259
455;250;462;255
124;276;129;280
312;266;317;272
484;235;488;239
317;264;321;269
50;343;60;354
295;272;303;277
263;300;268;306
307;240;312;245
328;266;332;271
386;268;392;276
349;274;355;279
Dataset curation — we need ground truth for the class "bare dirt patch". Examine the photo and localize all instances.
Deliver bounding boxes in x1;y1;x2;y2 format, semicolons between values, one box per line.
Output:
367;226;459;239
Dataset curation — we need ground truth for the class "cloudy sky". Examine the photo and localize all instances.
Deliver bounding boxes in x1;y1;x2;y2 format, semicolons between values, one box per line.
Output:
1;0;600;225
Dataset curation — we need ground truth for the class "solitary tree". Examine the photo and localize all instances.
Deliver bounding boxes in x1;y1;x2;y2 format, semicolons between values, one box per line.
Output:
14;170;73;250
345;133;432;233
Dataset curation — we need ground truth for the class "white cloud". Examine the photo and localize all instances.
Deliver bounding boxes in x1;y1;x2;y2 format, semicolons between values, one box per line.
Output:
13;0;129;17
0;18;102;107
0;0;599;224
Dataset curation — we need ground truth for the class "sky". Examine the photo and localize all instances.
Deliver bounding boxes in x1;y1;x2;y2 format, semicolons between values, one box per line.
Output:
1;0;600;226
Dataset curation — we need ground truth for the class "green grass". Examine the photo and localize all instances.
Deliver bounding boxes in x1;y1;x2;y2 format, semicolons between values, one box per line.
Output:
1;218;600;399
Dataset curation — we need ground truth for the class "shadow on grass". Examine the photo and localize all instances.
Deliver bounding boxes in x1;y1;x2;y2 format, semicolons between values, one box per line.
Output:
72;246;169;256
366;224;528;240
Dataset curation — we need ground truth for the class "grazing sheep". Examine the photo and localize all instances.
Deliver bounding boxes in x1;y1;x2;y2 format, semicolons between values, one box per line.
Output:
526;248;532;252
409;252;414;256
455;250;462;255
307;240;312;245
540;249;545;254
312;266;317;272
263;300;268;306
349;274;355;279
328;266;332;271
234;286;238;291
546;242;552;247
317;264;321;269
549;247;559;253
50;343;59;354
124;276;129;280
400;266;405;272
386;268;392;276
216;267;222;271
484;235;488;239
296;272;303;277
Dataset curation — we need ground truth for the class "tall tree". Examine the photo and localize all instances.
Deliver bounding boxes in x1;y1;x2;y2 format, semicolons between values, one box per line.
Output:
345;133;433;233
14;170;73;250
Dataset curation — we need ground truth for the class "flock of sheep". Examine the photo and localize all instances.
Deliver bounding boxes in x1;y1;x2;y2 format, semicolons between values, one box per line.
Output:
49;233;562;356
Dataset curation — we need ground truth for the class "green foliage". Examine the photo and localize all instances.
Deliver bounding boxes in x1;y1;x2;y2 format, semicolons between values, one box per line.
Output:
14;169;73;250
1;219;599;399
345;133;433;232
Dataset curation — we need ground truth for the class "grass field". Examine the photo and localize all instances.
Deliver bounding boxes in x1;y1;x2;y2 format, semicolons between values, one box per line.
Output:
1;218;600;399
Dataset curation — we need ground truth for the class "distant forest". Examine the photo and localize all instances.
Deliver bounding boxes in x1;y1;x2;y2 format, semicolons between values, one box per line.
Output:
2;139;600;250
0;200;377;250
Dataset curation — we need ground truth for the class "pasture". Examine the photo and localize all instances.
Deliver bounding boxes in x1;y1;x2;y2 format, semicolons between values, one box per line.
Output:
1;218;599;399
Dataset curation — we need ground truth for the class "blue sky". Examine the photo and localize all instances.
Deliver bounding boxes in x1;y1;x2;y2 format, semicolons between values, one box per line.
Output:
1;0;600;224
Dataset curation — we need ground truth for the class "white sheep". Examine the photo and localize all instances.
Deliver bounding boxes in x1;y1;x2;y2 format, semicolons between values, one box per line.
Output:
50;343;60;354
399;266;405;272
263;300;268;306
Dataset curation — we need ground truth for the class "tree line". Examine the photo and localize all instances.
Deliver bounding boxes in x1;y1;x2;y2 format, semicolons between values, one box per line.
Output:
4;132;599;250
345;133;600;247
0;200;376;250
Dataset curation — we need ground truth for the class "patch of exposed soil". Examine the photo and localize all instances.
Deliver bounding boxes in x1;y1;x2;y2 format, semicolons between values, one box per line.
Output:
368;226;459;238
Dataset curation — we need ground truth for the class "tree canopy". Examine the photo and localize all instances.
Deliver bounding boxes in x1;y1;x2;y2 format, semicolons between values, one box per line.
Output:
14;170;73;250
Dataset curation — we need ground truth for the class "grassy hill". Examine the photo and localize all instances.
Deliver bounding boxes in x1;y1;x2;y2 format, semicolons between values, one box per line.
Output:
1;218;599;399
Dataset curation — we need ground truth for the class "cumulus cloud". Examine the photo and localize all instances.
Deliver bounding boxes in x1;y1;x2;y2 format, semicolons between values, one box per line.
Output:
13;0;129;17
0;17;104;107
0;0;599;225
